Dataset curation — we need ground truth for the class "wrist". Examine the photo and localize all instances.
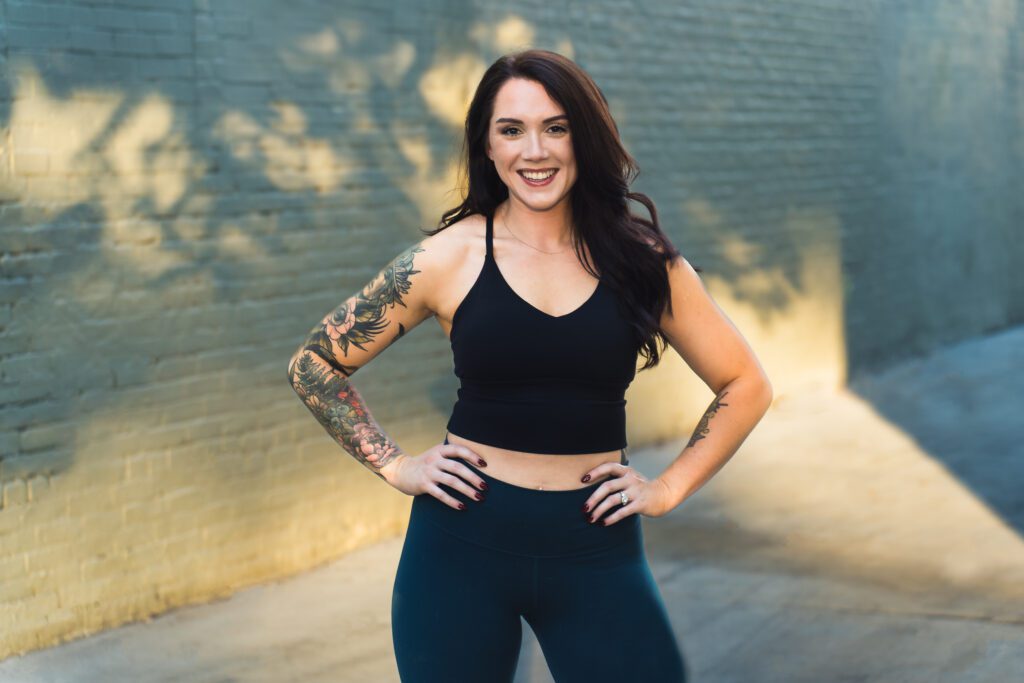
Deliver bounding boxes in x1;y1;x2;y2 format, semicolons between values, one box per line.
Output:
379;452;408;485
654;476;683;512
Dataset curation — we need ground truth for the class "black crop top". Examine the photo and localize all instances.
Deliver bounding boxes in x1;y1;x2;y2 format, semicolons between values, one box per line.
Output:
446;212;640;454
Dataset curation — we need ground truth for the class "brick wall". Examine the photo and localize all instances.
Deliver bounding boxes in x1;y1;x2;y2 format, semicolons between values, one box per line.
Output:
1;0;1021;658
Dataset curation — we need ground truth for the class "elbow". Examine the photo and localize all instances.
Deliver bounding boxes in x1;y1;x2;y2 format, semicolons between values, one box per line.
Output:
732;369;773;410
756;373;774;410
286;349;305;385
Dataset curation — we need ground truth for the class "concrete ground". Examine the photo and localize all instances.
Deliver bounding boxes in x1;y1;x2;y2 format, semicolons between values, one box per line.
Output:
2;326;1023;682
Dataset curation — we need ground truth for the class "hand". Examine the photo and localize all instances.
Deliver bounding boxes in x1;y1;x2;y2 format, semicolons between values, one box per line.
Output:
580;463;675;526
384;442;490;511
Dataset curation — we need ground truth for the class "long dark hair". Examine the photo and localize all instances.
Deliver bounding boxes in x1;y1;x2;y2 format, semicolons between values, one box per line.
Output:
422;49;699;371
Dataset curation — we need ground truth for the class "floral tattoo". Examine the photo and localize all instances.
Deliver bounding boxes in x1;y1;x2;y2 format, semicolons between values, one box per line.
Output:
300;245;423;376
687;390;730;448
287;245;424;478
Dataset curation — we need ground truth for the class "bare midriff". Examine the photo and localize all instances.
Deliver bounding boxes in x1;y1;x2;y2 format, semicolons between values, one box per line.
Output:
446;431;623;491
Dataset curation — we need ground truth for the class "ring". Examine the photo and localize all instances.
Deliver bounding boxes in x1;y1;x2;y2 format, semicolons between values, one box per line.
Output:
619;491;629;506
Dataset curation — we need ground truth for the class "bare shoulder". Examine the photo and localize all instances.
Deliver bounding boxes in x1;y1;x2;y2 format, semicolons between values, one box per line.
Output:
424;212;483;264
423;213;489;324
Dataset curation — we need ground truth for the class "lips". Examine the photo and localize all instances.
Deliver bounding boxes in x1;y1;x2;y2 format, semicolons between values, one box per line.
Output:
517;168;558;186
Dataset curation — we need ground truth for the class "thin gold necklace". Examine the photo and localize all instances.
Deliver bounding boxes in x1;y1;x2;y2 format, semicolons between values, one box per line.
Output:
500;210;572;255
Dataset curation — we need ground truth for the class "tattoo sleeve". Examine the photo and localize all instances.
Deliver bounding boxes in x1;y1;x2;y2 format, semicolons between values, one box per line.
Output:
687;390;730;449
286;245;425;480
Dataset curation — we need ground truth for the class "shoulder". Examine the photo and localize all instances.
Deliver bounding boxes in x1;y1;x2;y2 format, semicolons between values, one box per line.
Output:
419;212;484;269
641;233;686;270
637;234;701;300
426;212;484;253
411;212;486;311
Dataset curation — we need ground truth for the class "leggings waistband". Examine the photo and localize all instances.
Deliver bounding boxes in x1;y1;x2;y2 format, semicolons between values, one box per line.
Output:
409;436;641;558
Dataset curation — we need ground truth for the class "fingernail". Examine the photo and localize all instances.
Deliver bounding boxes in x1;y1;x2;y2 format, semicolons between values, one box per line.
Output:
581;474;591;483
582;503;589;513
475;492;485;501
602;520;608;526
478;460;487;467
459;503;466;510
588;515;594;523
479;481;489;491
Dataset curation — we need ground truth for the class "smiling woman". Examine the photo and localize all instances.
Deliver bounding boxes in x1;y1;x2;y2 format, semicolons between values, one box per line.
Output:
289;48;771;683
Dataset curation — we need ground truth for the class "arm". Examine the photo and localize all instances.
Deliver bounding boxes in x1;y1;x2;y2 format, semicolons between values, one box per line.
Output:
653;256;774;509
286;239;439;485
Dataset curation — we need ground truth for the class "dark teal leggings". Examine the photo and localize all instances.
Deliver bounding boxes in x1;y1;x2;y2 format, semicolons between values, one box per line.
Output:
391;436;688;682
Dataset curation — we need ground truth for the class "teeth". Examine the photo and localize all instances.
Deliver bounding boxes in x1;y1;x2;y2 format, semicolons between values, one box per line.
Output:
521;170;555;181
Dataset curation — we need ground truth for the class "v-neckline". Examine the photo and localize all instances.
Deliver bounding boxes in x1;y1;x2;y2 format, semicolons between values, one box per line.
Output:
489;255;602;320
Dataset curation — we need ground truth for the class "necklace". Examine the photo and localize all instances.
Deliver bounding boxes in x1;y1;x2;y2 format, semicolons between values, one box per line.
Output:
500;210;572;255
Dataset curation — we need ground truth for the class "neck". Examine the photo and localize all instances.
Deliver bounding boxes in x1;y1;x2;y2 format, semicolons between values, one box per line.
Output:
499;199;573;251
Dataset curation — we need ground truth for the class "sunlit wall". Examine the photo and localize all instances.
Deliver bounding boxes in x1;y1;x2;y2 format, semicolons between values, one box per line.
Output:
0;0;1020;658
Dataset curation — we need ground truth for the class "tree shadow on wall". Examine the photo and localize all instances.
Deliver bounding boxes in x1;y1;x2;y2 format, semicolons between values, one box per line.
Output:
1;4;812;499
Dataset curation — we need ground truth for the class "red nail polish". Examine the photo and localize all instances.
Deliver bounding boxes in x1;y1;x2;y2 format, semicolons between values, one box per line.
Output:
459;503;466;510
478;460;487;467
475;492;485;501
602;520;608;526
479;481;488;491
582;474;591;483
588;515;594;523
582;503;589;513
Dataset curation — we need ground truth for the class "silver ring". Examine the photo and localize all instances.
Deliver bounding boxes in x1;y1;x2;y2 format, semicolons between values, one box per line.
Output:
619;491;629;506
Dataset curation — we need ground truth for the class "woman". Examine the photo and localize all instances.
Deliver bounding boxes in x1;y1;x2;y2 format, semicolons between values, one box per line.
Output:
288;50;773;683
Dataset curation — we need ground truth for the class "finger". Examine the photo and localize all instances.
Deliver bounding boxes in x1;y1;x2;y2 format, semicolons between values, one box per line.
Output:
435;470;486;502
437;457;488;494
601;501;639;526
582;479;627;518
427;483;468;511
589;483;635;523
588;494;625;523
582;461;629;484
581;462;612;483
446;444;487;468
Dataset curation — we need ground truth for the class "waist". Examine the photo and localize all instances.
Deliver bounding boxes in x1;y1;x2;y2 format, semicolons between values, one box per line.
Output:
445;431;627;491
410;458;642;558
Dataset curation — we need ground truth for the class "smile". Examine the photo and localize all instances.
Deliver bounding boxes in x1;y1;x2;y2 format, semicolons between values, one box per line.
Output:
517;169;558;186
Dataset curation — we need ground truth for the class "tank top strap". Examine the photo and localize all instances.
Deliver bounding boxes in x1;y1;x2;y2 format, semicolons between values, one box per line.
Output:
485;211;494;258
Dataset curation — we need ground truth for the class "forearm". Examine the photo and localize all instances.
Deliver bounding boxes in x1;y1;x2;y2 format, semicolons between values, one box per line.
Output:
655;374;773;510
286;350;406;483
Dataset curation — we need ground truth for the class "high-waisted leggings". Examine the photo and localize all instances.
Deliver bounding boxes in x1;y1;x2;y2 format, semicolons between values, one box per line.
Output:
391;435;688;682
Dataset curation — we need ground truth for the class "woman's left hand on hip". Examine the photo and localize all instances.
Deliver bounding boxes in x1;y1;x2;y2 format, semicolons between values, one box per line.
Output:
580;463;675;525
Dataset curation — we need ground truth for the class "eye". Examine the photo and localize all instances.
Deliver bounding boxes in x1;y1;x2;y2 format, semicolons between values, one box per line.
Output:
498;124;570;136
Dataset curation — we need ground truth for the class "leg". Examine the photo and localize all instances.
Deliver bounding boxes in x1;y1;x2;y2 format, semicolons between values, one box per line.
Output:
392;505;527;682
525;535;688;683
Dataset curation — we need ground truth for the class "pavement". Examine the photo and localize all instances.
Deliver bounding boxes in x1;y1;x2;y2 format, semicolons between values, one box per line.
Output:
2;325;1023;682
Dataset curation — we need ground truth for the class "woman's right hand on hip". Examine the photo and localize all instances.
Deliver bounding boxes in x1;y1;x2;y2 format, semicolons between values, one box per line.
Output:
384;443;489;510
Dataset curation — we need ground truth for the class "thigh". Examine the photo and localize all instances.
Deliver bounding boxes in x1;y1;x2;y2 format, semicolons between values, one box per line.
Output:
391;512;527;683
526;541;688;683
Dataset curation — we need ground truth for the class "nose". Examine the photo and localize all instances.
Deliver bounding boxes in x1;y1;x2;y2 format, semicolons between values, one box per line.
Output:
522;131;549;160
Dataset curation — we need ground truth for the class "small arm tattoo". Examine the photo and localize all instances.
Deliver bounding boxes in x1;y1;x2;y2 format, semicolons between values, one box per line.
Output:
687;390;730;448
287;244;425;477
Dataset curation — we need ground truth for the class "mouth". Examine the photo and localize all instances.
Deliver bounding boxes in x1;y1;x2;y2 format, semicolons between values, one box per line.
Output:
517;168;558;187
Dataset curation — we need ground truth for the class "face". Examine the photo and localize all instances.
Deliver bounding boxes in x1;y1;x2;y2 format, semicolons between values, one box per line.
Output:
486;78;577;211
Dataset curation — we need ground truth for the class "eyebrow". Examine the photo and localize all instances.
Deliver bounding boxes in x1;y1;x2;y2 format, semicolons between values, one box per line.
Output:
494;115;569;124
